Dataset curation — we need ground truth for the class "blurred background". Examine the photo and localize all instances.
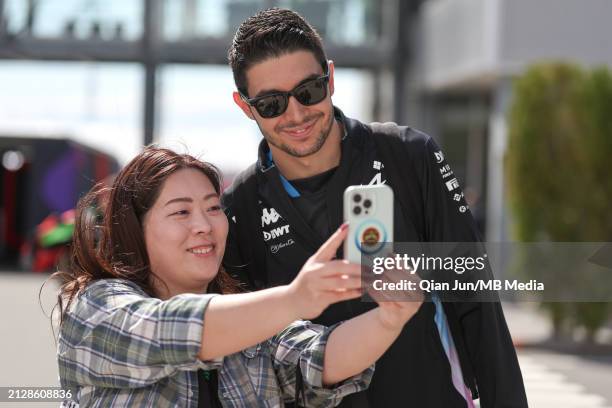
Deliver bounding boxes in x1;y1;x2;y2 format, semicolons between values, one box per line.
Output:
0;0;611;407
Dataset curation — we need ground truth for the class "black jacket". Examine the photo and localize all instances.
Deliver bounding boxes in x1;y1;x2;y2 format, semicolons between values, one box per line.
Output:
221;108;527;408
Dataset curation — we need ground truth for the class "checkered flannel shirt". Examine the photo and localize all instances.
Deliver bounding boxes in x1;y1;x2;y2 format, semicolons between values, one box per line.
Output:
58;279;373;407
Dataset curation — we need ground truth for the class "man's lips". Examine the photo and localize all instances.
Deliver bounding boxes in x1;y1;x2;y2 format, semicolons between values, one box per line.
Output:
280;118;317;139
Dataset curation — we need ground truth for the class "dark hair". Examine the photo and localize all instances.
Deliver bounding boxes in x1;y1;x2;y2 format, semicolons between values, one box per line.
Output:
51;147;242;326
228;7;328;95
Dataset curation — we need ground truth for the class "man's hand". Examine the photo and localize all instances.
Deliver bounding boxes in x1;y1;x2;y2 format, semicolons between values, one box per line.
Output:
368;259;424;331
287;224;362;320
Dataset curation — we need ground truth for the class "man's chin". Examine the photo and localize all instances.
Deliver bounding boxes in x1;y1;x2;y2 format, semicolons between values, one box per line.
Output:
284;132;330;158
282;142;324;158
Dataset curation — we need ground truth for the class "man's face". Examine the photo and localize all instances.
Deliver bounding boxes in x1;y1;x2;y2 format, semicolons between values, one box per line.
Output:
233;50;336;159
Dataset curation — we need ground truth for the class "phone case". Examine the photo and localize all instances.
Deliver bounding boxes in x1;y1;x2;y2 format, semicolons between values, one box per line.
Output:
343;184;394;264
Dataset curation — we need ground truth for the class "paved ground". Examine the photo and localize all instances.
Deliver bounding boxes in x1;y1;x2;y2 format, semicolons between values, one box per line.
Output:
0;273;610;407
517;350;612;408
504;302;612;407
0;272;60;407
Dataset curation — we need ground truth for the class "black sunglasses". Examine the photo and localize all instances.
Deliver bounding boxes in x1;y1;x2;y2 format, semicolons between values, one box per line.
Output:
241;74;330;118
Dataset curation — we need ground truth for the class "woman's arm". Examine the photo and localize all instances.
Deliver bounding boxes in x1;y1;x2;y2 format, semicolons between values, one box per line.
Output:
322;268;423;385
268;270;422;406
321;303;420;385
199;225;361;360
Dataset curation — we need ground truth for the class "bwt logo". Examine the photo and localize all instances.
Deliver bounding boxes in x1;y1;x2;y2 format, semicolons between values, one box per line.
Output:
264;225;290;241
261;208;282;226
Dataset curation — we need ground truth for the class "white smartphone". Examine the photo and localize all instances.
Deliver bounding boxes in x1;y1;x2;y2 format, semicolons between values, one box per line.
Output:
343;184;394;264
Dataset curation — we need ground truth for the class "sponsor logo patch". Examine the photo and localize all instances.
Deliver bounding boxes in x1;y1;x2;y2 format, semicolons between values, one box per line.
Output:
261;208;281;227
263;224;290;241
445;178;460;191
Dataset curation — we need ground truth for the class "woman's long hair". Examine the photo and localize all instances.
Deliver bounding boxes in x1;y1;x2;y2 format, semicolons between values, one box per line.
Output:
51;147;242;327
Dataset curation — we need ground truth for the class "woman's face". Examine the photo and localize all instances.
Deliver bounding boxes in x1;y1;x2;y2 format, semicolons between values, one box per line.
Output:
143;168;228;298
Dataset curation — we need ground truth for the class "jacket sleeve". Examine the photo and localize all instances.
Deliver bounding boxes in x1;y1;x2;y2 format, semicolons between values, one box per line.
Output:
58;280;223;389
221;189;256;290
405;132;528;407
270;321;374;407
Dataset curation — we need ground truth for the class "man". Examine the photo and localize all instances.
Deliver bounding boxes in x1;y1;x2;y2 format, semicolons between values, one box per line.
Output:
222;8;527;407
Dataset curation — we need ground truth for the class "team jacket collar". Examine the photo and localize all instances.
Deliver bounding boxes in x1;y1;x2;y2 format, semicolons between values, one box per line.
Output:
252;107;372;250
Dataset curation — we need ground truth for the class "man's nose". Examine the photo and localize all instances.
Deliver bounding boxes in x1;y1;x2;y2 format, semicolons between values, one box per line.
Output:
283;94;307;123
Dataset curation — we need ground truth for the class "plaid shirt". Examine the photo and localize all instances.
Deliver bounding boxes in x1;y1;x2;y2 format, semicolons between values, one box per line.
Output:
58;279;373;407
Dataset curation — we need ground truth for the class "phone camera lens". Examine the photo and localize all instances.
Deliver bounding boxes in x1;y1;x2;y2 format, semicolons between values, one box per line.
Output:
353;206;362;215
353;194;362;203
363;199;372;208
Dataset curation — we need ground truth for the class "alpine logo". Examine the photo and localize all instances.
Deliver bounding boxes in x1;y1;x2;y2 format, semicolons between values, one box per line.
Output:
261;208;282;227
434;151;445;164
368;172;387;185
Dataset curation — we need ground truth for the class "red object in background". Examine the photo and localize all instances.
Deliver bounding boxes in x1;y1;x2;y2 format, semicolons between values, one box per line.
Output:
95;153;111;185
1;137;119;270
61;209;75;225
36;213;59;239
20;210;75;273
32;246;67;272
2;166;22;250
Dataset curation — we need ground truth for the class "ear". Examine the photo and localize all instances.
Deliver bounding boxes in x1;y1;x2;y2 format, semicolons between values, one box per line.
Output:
233;91;255;120
327;60;335;97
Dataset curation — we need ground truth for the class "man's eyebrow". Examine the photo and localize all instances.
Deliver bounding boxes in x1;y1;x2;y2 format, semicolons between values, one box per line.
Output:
164;193;218;207
254;73;322;98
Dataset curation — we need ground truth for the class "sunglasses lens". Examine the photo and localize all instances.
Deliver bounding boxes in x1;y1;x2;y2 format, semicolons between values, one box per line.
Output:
295;78;327;106
249;76;328;118
255;94;287;118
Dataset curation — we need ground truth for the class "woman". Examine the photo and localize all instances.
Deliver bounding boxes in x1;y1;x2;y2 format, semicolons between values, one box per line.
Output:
55;147;422;407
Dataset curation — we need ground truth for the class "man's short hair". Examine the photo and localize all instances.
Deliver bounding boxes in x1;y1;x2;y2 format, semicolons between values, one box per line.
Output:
228;8;328;96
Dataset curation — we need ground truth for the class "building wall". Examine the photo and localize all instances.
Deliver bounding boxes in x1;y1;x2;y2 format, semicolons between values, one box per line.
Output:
415;0;612;241
420;0;499;90
420;0;612;90
500;0;612;74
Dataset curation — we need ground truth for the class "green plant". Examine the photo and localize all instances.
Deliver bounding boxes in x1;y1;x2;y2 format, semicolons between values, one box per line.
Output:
506;62;612;341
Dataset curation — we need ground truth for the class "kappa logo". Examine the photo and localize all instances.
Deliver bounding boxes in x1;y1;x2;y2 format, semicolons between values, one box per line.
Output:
261;208;282;227
434;151;445;164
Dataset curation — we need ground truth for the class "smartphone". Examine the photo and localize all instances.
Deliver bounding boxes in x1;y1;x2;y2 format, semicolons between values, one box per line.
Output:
343;184;394;264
